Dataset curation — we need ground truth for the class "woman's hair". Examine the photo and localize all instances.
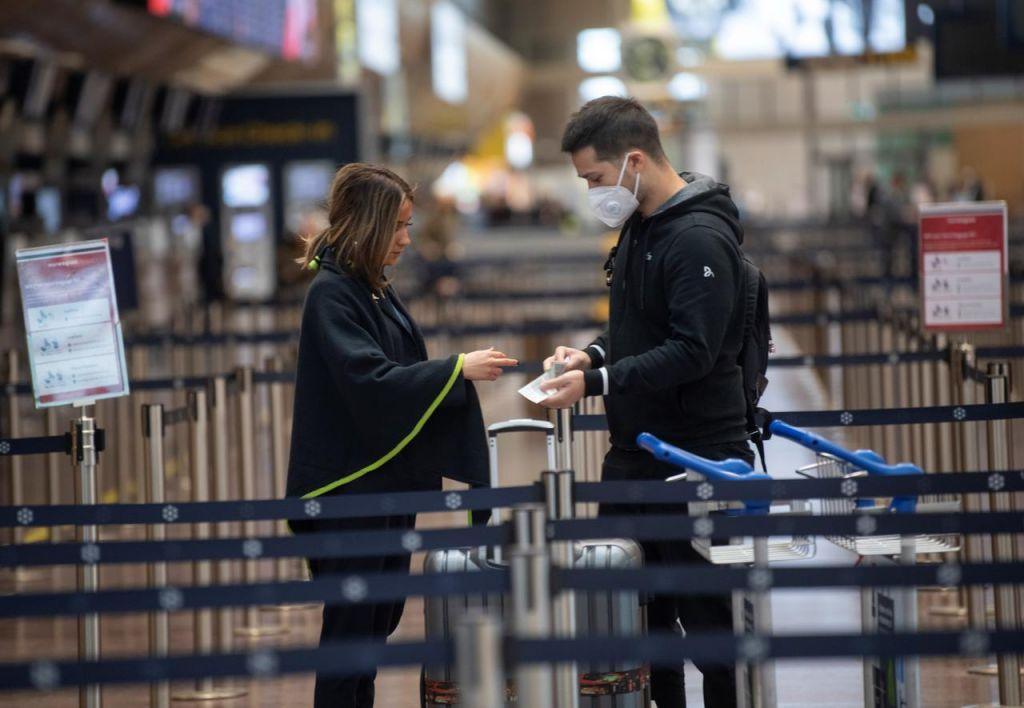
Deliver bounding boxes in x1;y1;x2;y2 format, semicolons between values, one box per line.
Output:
300;163;414;288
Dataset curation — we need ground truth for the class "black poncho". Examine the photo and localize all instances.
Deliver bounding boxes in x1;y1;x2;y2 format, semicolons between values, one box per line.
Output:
286;257;488;499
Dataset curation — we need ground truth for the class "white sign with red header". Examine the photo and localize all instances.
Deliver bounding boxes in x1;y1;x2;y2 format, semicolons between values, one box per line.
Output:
16;239;130;408
919;201;1009;332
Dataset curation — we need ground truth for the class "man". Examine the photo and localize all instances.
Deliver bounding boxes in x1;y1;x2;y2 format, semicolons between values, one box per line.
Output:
540;96;752;708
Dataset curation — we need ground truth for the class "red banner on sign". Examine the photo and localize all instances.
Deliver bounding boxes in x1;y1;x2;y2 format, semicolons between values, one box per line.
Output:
918;202;1008;333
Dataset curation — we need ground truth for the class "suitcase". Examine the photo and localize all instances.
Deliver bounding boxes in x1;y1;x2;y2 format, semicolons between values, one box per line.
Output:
422;418;649;707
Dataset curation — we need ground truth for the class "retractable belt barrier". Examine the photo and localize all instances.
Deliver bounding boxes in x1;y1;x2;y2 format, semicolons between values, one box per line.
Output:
2;630;1023;692
30;307;1024;353
1;510;1022;568
0;431;106;457
2;561;1023;620
572;401;1024;432
5;346;1024;401
2;470;1022;528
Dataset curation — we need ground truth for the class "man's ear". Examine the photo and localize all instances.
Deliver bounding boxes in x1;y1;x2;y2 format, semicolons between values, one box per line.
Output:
627;150;646;173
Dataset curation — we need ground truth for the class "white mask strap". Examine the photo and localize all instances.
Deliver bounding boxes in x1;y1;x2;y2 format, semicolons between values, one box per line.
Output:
618;153;640;196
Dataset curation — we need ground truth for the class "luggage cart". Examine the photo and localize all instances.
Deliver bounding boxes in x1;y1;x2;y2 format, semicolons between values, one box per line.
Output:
769;419;960;708
638;433;816;708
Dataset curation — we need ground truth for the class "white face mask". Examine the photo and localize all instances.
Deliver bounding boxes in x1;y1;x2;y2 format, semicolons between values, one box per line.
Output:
588;155;640;228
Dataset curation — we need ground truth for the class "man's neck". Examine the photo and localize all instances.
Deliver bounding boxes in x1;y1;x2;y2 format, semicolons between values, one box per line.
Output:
638;166;687;218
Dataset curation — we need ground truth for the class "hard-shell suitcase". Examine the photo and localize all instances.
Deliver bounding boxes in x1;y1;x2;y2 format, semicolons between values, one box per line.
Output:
422;418;649;707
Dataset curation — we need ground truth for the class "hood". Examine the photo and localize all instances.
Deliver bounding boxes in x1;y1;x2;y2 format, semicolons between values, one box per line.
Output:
648;171;744;245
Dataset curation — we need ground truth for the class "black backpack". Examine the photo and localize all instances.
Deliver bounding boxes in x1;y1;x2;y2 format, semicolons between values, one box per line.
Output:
738;255;772;471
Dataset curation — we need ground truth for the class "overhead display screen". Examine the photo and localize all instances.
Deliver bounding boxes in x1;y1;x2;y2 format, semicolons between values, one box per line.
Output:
145;0;319;61
666;0;906;61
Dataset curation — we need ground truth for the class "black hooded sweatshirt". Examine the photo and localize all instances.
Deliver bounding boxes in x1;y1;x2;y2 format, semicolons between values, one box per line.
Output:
582;172;749;456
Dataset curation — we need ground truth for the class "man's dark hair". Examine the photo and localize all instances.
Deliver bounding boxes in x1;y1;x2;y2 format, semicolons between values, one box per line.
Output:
561;96;666;162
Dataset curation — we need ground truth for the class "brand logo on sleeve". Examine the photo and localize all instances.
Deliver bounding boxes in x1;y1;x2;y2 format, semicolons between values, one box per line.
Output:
703;266;715;278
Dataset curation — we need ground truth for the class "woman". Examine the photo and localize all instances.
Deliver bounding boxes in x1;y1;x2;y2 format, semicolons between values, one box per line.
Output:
286;163;516;707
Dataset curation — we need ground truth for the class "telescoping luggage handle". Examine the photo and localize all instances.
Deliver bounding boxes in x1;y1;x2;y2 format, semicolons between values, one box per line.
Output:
636;432;771;514
482;419;557;565
768;420;921;513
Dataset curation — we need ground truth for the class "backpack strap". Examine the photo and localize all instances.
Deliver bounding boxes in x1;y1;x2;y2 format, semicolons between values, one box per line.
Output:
741;258;769;472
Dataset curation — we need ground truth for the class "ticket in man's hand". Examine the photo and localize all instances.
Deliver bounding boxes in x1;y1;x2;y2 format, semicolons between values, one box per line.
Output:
517;361;566;404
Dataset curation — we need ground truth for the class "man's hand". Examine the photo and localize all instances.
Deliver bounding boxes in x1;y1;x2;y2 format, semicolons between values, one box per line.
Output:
543;346;591;373
538;370;585;409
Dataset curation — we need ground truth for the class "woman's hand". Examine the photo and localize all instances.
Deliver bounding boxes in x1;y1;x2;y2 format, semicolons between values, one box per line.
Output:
463;348;518;381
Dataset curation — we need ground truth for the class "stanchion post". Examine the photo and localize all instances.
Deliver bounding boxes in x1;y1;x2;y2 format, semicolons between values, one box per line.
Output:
267;356;291;583
6;351;24;546
233;366;285;639
72;406;102;708
208;376;236;654
543;470;579;708
951;343;988;630
46;407;62;543
744;538;777;708
131;347;148;504
142;404;170;708
454;611;506;708
509;504;554;708
986;363;1022;706
173;390;247;702
115;392;131;508
556;407;572;471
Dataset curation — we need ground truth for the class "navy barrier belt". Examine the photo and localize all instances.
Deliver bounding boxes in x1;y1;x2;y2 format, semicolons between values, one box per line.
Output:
0;485;543;526
1;561;1020;620
0;433;70;456
0;524;509;568
0;511;1016;568
574;402;1024;432
0;471;1020;528
6;345;1024;399
2;630;1023;692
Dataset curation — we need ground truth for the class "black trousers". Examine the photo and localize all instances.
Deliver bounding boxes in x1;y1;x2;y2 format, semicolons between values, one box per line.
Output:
303;513;417;708
601;440;754;708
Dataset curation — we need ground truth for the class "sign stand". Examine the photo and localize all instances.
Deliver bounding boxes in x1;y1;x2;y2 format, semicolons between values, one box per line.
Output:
15;239;132;708
71;400;102;708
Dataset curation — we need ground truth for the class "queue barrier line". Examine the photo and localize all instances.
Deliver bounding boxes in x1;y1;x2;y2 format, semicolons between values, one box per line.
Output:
2;511;1023;568
551;511;1020;544
575;402;1024;433
0;523;510;568
0;485;542;526
2;630;1023;692
4;561;1024;620
2;470;1023;528
0;433;72;456
455;276;918;301
5;344;1024;401
0;569;509;619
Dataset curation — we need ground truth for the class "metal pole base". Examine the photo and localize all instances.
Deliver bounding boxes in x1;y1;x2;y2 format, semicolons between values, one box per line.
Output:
260;603;319;613
929;605;967;618
10;567;47;585
966;665;1024;677
233;624;288;639
929;606;995;619
172;686;248;701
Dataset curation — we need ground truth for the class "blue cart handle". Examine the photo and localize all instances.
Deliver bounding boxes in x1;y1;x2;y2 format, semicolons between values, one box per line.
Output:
637;433;770;514
768;420;920;513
